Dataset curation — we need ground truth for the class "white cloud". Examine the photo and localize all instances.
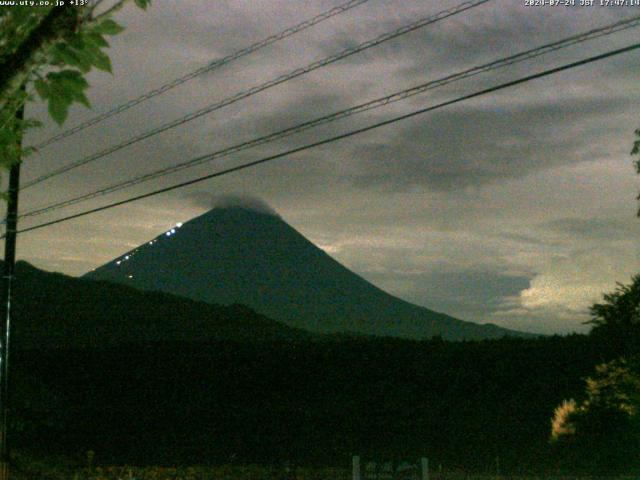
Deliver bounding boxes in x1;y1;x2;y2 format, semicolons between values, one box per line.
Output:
521;245;639;312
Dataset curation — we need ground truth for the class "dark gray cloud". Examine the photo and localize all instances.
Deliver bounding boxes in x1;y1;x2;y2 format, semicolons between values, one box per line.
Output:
542;216;640;240
347;96;630;192
392;4;636;79
362;267;531;322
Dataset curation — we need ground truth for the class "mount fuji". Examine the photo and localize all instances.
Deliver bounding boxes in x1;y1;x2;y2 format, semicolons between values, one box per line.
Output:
84;203;527;340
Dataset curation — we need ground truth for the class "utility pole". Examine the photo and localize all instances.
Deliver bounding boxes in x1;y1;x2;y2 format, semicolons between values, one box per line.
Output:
0;100;24;480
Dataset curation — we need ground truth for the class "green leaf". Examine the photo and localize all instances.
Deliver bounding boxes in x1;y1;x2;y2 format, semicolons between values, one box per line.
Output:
0;129;14;148
34;78;50;100
92;19;125;36
70;49;94;73
47;81;74;104
49;69;88;88
48;96;69;125
84;32;110;49
46;70;91;109
89;49;112;73
74;91;91;108
51;44;92;73
72;38;113;74
134;0;151;9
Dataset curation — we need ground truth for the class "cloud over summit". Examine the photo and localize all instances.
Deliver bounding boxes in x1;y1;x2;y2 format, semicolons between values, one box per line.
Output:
188;192;280;217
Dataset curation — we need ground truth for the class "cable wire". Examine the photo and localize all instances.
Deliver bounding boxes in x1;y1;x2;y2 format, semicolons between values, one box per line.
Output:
33;0;372;150
22;0;492;190
11;41;640;237
19;13;640;220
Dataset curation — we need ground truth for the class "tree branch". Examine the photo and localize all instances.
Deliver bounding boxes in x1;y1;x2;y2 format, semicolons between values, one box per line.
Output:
93;0;128;21
0;6;81;107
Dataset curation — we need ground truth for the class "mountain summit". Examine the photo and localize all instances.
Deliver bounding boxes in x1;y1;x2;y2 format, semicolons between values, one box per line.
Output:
85;204;526;340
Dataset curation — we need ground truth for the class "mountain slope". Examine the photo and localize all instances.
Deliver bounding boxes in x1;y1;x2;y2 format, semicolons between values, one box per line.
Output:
9;260;307;348
85;206;527;340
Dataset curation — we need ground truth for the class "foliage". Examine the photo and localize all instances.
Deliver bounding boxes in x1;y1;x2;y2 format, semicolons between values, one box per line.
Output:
587;274;640;356
550;399;577;441
584;357;640;416
0;0;151;178
552;275;640;472
550;358;640;473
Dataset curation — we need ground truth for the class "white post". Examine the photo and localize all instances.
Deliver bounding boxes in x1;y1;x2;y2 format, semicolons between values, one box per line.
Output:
420;458;429;480
353;456;361;480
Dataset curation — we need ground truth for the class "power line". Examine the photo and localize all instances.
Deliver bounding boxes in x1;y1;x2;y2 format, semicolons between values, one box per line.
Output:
21;0;491;190
19;14;640;220
11;41;640;238
32;0;372;150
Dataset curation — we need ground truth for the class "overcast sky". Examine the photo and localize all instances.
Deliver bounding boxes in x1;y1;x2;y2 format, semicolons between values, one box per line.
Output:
13;0;640;334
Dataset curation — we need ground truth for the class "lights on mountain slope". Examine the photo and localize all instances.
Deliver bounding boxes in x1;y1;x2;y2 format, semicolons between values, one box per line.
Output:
164;223;182;237
114;222;184;266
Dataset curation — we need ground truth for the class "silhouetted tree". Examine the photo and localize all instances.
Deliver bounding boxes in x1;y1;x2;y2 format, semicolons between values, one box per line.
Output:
587;274;640;356
550;358;640;473
550;275;640;473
